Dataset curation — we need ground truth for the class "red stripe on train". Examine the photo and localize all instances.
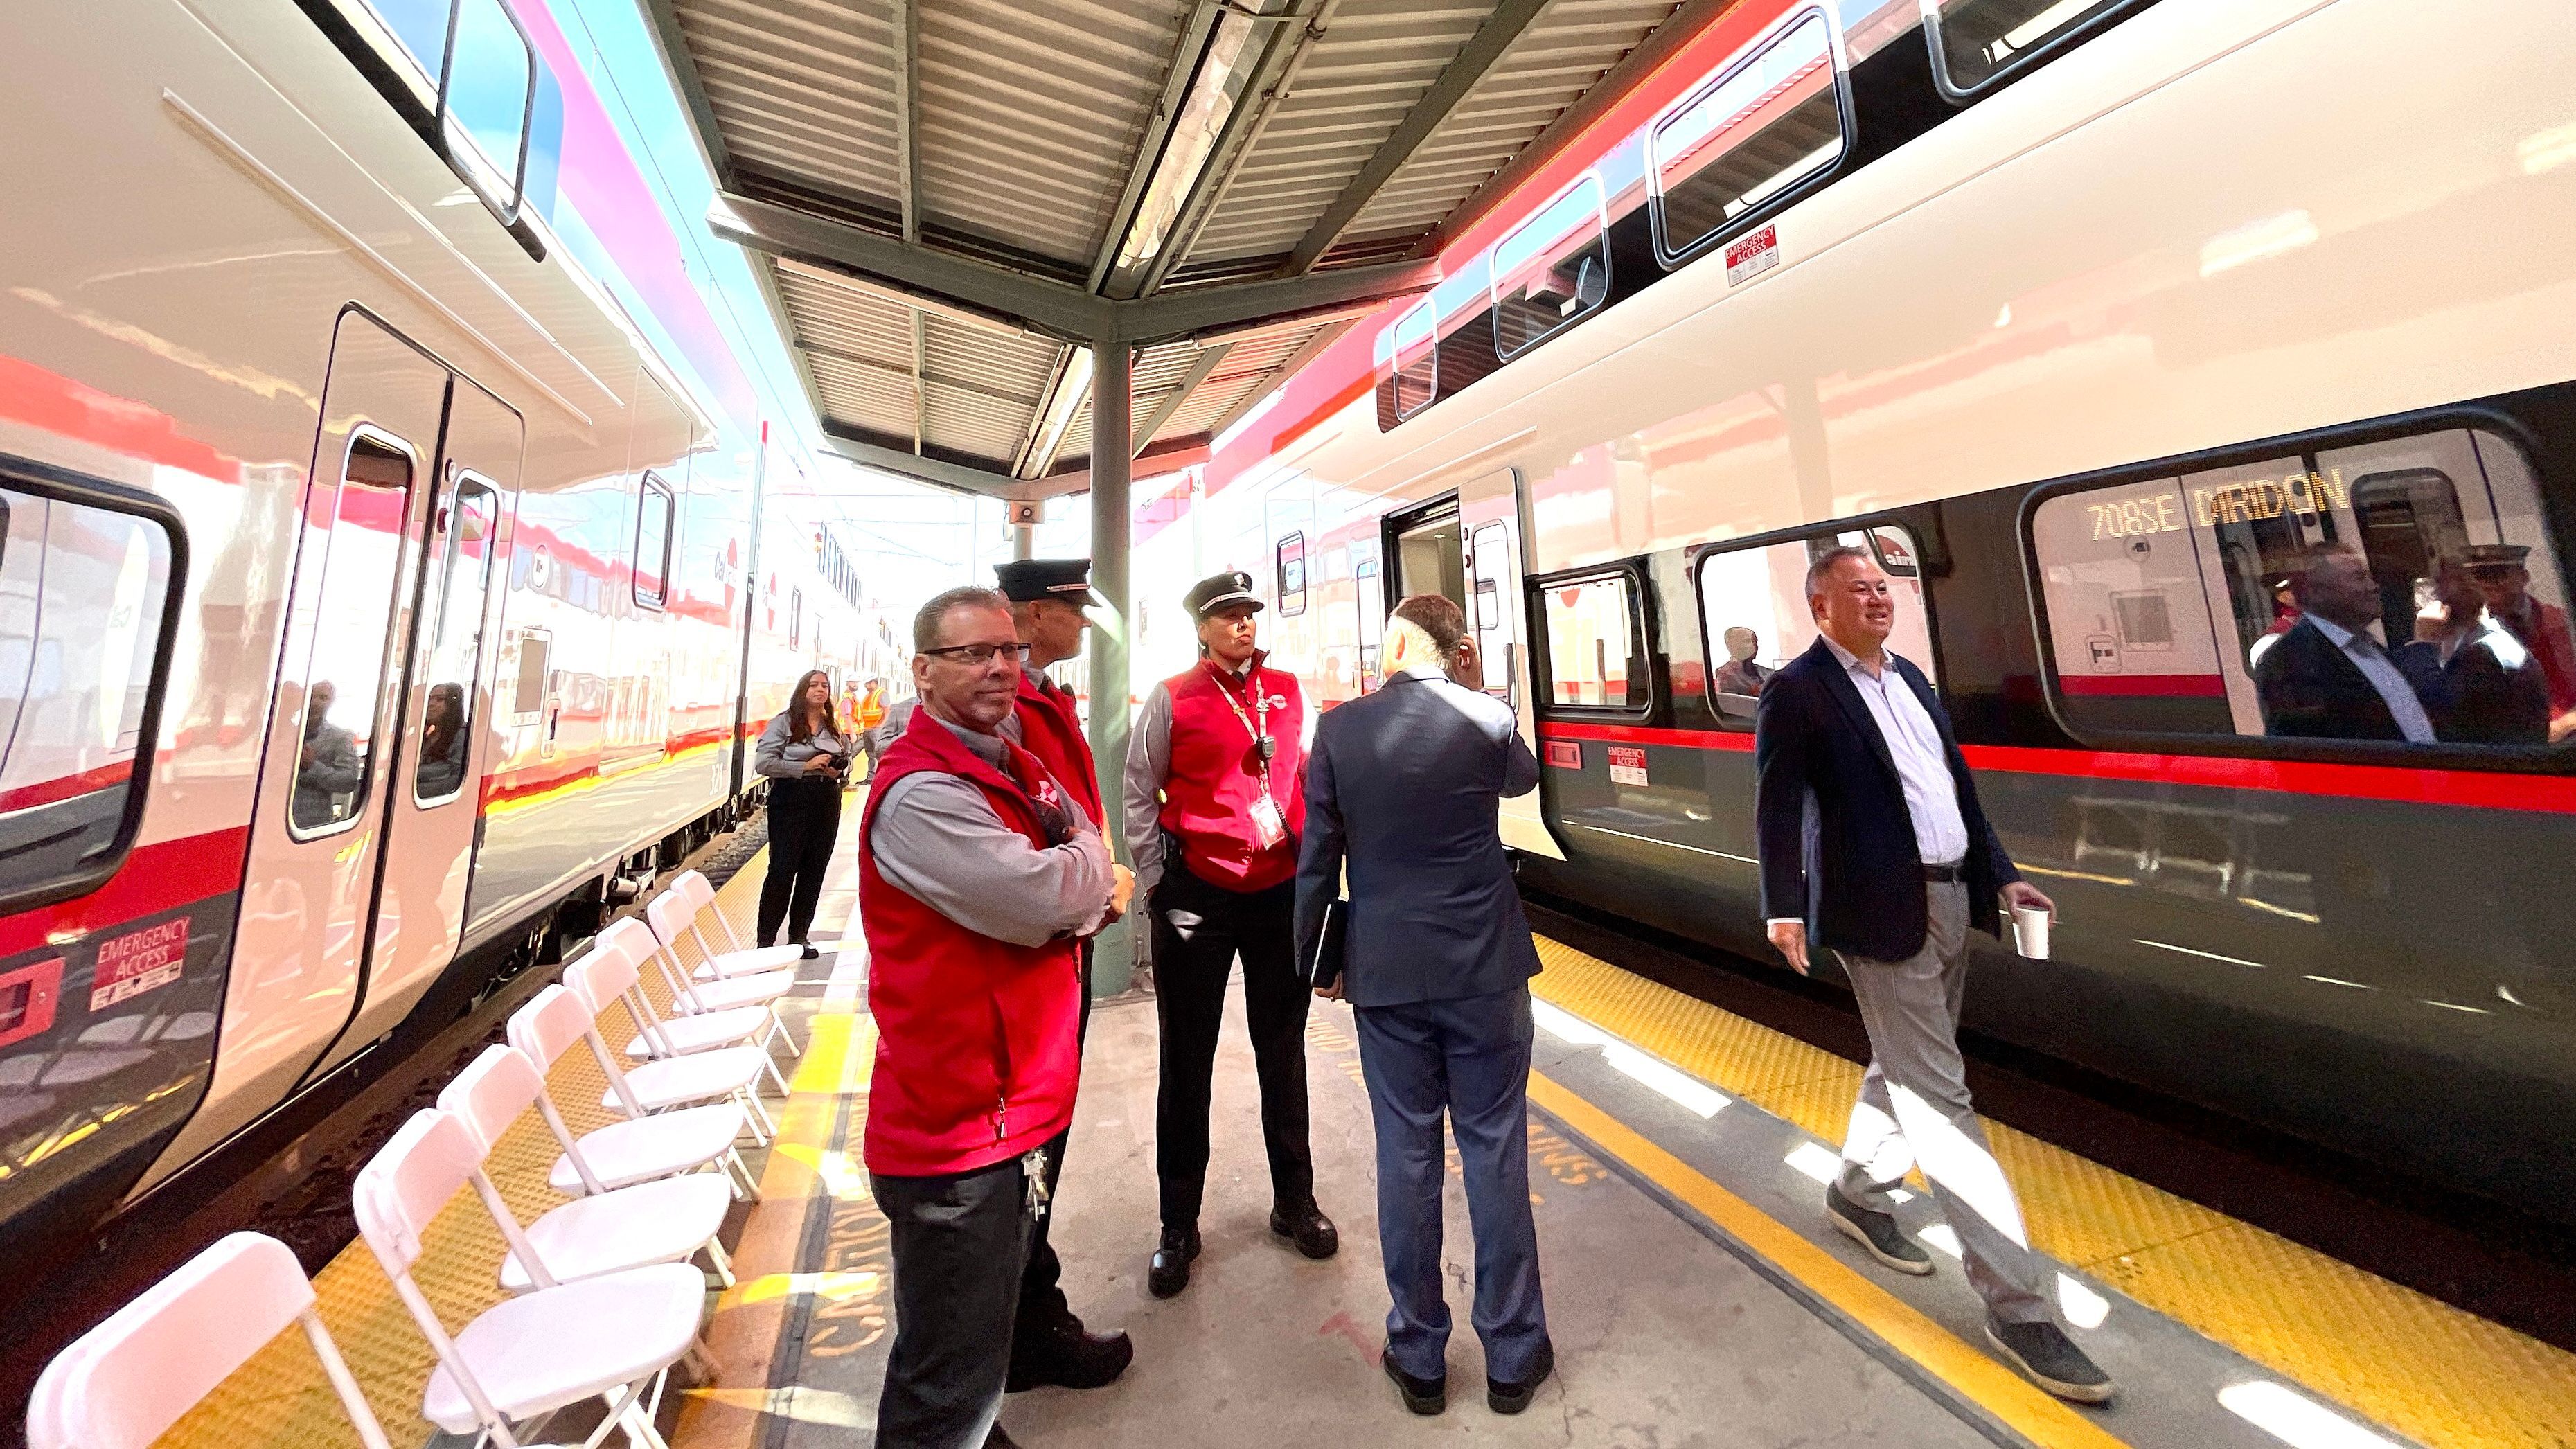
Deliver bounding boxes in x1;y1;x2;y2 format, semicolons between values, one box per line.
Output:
1534;724;2576;815
2056;675;2230;698
0;826;251;957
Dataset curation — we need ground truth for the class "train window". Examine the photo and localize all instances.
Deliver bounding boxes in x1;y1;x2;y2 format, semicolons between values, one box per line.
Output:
1649;8;1847;264
633;472;674;610
1924;0;2153;98
1540;572;1646;713
414;477;497;806
438;0;535;215
1355;556;1383;678
290;432;414;837
1694;524;1935;729
1491;175;1610;360
1275;533;1308;618
0;479;179;907
1391;301;1437;419
1468;521;1518;701
2029;423;2575;754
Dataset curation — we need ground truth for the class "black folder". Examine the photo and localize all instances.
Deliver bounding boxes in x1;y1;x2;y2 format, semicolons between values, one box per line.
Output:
1304;897;1348;990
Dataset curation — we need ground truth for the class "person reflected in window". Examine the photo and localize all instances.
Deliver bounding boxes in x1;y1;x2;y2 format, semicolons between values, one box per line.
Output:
415;683;468;799
2397;558;2552;746
2253;551;2436;743
1712;626;1773;697
2462;543;2576;742
293;682;362;827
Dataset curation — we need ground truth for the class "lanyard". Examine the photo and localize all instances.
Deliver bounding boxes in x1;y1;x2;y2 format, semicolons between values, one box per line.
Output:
1202;661;1274;791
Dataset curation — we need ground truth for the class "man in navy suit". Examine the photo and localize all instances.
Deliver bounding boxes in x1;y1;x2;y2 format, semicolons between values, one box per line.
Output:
1295;594;1552;1420
2254;549;2437;743
1755;545;2113;1405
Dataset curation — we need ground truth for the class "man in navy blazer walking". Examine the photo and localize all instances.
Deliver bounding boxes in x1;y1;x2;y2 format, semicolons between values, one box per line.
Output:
1296;594;1552;1419
1755;544;2113;1405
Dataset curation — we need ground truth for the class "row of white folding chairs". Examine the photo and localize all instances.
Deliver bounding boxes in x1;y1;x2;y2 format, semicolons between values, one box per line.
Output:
28;878;811;1449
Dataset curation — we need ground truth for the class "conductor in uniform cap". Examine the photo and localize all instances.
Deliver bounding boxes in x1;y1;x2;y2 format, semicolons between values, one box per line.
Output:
1125;569;1337;1299
990;557;1133;1392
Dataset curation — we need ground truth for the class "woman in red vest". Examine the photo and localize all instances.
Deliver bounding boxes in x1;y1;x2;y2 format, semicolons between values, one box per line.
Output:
861;585;1129;1449
1123;570;1338;1300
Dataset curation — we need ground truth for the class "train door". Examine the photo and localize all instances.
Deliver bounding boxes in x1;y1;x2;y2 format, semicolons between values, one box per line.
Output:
301;377;521;1081
163;310;450;1162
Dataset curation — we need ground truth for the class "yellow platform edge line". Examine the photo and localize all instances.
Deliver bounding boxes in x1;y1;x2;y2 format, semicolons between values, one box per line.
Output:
1526;1069;2129;1449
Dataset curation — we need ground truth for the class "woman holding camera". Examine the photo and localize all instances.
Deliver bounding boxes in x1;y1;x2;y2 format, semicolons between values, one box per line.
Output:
755;668;851;957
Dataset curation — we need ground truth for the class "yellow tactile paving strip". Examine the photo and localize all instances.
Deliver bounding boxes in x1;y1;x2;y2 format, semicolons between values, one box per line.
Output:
149;863;776;1449
1530;936;2576;1449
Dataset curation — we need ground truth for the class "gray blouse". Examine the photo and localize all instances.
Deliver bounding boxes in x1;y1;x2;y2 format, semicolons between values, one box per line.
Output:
754;712;851;781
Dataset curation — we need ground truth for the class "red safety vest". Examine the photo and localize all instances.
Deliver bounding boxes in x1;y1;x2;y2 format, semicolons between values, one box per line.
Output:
858;706;1083;1177
1156;652;1306;893
1014;670;1102;827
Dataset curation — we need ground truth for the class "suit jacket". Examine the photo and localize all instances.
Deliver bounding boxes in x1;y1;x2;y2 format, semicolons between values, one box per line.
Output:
2254;616;2408;740
2395;628;2552;745
1753;638;2018;962
1295;668;1543;1008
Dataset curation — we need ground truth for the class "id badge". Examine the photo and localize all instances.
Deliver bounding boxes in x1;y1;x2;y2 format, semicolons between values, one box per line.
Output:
1248;792;1287;850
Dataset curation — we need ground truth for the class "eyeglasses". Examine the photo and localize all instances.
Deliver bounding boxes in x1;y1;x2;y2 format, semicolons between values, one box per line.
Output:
919;641;1033;665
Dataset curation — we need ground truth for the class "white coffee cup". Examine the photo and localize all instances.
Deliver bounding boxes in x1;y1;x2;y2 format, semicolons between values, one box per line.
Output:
2011;903;2051;960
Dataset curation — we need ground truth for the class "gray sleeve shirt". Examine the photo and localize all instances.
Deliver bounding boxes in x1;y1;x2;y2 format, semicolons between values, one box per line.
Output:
870;715;1114;946
1122;681;1174;896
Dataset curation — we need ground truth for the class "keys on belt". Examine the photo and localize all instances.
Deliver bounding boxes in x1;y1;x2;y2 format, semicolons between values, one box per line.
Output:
1022;1148;1051;1222
1920;861;1965;883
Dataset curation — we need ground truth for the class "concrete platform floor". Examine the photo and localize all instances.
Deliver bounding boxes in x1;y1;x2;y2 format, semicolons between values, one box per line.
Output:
698;967;1998;1448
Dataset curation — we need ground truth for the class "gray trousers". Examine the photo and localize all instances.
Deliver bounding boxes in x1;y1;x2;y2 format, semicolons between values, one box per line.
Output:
1835;880;2055;1325
874;1154;1037;1449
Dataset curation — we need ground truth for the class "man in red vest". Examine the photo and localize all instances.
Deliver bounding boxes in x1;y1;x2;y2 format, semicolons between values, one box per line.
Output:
1123;570;1337;1299
991;556;1130;1393
862;585;1132;1449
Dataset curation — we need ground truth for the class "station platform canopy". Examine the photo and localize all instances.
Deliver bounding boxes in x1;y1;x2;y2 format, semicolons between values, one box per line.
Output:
641;0;1714;501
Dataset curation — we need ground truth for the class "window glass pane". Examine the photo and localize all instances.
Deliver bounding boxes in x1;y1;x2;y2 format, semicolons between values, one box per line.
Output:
291;434;412;835
1651;11;1844;259
1491;176;1609;359
441;0;532;211
1542;574;1641;709
1468;522;1516;700
634;473;673;609
1928;0;2139;94
0;490;173;895
359;0;454;84
416;478;497;805
1391;301;1437;418
1275;533;1307;618
1696;526;1932;727
2031;426;2574;750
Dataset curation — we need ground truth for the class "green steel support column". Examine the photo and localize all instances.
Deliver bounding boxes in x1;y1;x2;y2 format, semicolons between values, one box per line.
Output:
1087;340;1135;995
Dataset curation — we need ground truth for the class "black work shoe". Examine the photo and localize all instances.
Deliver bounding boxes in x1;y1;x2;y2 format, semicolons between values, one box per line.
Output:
799;942;821;959
1382;1350;1446;1415
1826;1182;1935;1277
1987;1318;2116;1405
1486;1342;1555;1415
1006;1317;1134;1392
1148;1225;1200;1299
1270;1199;1339;1259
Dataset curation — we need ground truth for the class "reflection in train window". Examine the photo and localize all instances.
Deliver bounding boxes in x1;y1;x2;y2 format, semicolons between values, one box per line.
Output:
1390;301;1437;419
1540;572;1644;712
1354;556;1383;680
415;477;498;806
633;471;674;610
1468;521;1518;701
1649;8;1845;263
0;484;176;902
1694;524;1933;729
2030;424;2574;752
1491;175;1609;359
1924;0;2153;98
290;432;414;837
1275;532;1307;618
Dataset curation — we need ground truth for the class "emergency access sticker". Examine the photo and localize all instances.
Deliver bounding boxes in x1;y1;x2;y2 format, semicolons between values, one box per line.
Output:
1725;224;1780;286
1607;745;1650;787
89;918;189;1012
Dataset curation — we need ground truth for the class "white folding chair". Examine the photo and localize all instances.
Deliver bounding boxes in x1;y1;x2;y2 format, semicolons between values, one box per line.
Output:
28;1232;393;1449
670;868;804;977
641;891;802;1056
353;1109;705;1449
508;985;758;1200
591;920;788;1091
565;947;778;1144
438;1044;737;1295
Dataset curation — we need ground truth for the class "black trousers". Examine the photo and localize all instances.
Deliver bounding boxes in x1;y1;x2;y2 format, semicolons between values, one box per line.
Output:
1151;868;1313;1229
874;1154;1035;1449
757;776;840;947
1011;940;1092;1346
